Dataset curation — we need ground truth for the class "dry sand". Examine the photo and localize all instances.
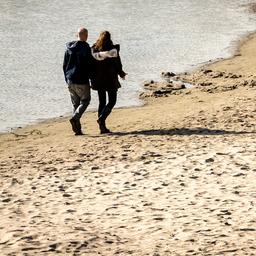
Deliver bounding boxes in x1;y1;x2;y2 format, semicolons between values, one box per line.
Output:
0;34;256;255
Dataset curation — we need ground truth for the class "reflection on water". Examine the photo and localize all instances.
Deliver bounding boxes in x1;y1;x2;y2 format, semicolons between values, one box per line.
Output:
0;0;255;131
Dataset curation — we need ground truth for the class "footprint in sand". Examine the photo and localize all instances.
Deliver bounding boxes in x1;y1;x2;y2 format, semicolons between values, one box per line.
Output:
66;165;81;170
205;157;215;163
91;166;99;170
43;167;58;172
63;193;72;198
65;178;77;183
2;198;11;203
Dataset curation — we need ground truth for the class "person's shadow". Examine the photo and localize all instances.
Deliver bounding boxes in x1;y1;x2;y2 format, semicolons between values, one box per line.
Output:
108;127;255;136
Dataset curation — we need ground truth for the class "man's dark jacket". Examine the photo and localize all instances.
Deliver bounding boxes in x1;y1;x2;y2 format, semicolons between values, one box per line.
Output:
63;41;92;85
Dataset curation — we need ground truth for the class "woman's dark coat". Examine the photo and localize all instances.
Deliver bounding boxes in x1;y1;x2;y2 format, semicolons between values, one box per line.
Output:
90;44;126;91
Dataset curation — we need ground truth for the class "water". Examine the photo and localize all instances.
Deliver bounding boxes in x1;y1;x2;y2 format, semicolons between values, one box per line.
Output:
0;0;256;132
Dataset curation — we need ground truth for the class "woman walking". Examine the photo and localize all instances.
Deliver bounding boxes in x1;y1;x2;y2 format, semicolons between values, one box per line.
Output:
91;31;127;134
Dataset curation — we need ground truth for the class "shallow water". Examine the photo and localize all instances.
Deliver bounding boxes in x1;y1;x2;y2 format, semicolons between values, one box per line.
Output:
0;0;255;132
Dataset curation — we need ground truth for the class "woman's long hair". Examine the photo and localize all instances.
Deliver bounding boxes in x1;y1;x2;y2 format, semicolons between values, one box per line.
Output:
94;31;113;51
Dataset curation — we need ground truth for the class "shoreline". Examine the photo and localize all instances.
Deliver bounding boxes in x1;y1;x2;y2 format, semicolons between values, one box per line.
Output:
1;104;141;136
186;30;256;72
0;26;256;255
1;29;256;135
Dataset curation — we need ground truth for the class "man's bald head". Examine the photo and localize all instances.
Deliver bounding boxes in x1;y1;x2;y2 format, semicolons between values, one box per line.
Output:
77;27;88;41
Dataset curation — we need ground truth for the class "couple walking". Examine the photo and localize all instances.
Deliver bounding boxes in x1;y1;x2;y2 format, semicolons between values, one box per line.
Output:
63;27;127;135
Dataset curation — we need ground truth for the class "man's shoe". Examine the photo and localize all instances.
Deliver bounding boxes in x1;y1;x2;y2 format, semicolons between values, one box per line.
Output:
69;118;78;133
75;130;84;136
76;119;82;131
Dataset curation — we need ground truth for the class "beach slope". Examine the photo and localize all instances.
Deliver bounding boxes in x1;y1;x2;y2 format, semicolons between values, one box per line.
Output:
0;35;256;255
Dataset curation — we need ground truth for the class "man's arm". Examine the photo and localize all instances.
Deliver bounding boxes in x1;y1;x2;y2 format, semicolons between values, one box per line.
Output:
91;48;118;61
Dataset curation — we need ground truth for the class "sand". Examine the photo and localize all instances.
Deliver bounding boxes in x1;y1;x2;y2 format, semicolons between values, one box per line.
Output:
0;34;256;255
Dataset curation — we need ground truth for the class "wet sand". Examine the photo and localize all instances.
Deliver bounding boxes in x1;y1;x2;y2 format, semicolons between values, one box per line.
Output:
0;34;256;255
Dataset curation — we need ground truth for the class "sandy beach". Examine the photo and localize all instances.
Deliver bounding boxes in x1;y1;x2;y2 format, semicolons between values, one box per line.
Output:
1;32;256;255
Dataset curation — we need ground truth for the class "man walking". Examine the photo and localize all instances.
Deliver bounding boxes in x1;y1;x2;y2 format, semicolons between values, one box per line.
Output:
63;27;92;135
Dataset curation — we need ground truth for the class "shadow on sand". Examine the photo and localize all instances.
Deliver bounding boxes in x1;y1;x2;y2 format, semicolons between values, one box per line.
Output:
109;127;255;137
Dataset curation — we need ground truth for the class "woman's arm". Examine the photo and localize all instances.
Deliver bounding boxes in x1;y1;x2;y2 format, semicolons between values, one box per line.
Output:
114;45;127;79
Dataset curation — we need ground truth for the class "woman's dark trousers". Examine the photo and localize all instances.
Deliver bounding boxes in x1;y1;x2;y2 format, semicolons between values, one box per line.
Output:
97;90;117;133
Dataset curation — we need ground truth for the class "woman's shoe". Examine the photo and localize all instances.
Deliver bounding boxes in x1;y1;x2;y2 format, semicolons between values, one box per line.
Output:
70;118;83;135
97;119;111;134
100;127;111;134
